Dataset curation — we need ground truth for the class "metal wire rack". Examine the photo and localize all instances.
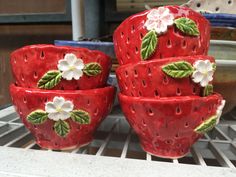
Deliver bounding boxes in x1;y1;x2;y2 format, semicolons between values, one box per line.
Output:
0;105;236;177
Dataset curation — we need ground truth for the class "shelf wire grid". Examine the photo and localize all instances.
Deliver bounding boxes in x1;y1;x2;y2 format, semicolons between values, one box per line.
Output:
0;105;236;169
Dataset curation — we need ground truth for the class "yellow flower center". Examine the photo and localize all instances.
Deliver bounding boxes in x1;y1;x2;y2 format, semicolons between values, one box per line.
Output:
56;107;63;112
202;71;208;76
69;66;75;70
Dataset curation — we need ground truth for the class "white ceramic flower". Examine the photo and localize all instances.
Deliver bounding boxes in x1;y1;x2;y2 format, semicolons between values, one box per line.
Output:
216;100;226;124
45;97;74;121
144;7;174;34
58;53;85;80
192;60;214;87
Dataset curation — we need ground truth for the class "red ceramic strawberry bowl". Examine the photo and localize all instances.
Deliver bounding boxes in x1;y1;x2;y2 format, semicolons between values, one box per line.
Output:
10;84;116;150
113;6;210;65
119;93;224;159
10;44;112;90
116;55;215;97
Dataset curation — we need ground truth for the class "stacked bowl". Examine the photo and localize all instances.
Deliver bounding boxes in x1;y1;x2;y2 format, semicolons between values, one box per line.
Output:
10;44;116;150
114;6;225;158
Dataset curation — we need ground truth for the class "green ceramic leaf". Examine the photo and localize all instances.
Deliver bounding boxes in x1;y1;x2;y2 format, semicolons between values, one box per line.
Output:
141;30;158;60
71;110;90;124
162;61;194;78
54;120;70;137
37;70;62;89
194;115;217;134
27;110;48;124
203;84;213;96
174;17;200;36
212;63;216;71
83;62;102;76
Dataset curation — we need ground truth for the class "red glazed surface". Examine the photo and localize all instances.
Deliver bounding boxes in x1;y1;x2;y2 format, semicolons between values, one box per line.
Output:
116;55;215;97
119;93;222;158
10;44;112;90
10;84;116;150
113;6;210;65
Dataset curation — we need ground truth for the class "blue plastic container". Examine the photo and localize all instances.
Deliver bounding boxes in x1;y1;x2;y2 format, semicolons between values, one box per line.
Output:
54;40;115;58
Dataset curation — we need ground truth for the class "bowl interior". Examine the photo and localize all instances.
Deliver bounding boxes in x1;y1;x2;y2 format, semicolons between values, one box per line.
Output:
209;40;236;61
209;40;236;113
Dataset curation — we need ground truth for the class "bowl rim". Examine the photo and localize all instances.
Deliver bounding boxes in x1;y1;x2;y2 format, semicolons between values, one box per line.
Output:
10;84;115;95
210;40;236;46
118;93;222;103
116;55;214;71
10;44;111;59
210;40;236;68
215;60;236;67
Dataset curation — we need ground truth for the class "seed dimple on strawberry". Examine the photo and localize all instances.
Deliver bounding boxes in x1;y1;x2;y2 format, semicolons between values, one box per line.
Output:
113;6;210;65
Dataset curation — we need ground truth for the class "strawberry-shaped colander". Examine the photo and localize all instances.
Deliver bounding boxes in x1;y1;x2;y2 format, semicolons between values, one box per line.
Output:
119;93;224;158
113;6;210;65
116;55;215;97
10;44;112;90
10;84;116;150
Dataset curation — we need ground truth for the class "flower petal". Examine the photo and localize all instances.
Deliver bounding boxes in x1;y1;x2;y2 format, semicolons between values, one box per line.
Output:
45;102;57;113
193;60;201;68
145;7;173;33
74;59;85;70
156;21;168;33
205;60;213;71
61;101;74;112
144;19;157;31
207;70;214;82
161;13;174;26
219;100;226;111
216;110;222;124
48;112;70;121
192;71;204;83
216;108;223;124
53;97;65;108
157;7;168;16
64;53;77;66
58;111;71;120
48;112;61;121
193;60;207;73
62;70;74;80
147;9;160;20
58;60;70;71
216;100;226;124
200;75;209;87
73;69;83;80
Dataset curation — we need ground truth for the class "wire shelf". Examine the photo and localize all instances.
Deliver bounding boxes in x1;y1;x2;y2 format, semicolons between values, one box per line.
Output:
0;105;236;177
